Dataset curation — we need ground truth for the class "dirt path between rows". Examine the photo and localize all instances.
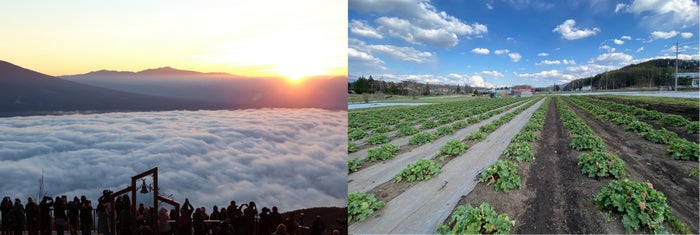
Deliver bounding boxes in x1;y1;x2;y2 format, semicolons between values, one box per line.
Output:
457;98;624;234
348;101;531;193
348;99;543;234
567;98;699;233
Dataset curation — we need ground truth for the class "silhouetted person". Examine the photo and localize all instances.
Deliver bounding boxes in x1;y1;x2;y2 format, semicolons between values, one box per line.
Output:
10;198;25;235
225;201;240;229
238;202;257;235
178;198;193;235
55;196;68;235
209;206;220;234
310;216;325;235
272;223;288;235
25;197;39;235
283;213;299;235
258;207;271;235
137;204;145;217
192;208;205;235
157;207;170;235
1;197;11;235
270;206;282;233
117;195;133;235
80;200;92;235
39;196;53;235
96;203;110;235
68;197;79;235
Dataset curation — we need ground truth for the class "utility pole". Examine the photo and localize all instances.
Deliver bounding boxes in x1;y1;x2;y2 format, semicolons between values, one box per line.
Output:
675;40;679;91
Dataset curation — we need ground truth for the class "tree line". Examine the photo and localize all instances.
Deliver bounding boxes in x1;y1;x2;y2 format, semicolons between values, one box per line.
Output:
348;76;478;96
565;59;699;91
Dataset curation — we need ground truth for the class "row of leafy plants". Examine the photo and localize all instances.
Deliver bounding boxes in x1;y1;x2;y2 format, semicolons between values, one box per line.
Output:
588;96;698;134
394;98;542;189
557;97;626;179
404;99;532;147
347;98;539;227
477;98;549;194
561;97;690;234
437;98;546;234
349;98;524;137
348;99;531;173
568;96;698;161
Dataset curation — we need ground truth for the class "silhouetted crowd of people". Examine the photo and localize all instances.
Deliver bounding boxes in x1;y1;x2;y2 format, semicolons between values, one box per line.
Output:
1;194;339;235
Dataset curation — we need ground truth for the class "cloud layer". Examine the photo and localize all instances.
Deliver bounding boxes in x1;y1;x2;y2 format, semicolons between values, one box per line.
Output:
0;109;347;212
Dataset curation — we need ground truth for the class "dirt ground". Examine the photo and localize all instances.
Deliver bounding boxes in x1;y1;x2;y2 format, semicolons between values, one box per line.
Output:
590;96;699;143
567;98;699;233
595;96;699;122
455;98;625;233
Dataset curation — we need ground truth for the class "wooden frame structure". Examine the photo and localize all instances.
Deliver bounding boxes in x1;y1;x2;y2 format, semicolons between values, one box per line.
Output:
108;167;180;234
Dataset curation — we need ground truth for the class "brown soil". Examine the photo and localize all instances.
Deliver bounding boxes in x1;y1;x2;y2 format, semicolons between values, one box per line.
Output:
595;96;699;121
589;96;699;143
645;118;699;143
567;99;700;233
368;179;420;204
453;98;624;233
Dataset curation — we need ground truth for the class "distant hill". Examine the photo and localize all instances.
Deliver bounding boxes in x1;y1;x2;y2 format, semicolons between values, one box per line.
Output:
62;67;347;110
565;59;699;91
0;60;225;117
67;66;246;80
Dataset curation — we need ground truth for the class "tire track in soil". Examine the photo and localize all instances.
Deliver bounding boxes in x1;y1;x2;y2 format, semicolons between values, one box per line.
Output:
566;99;699;234
516;99;612;234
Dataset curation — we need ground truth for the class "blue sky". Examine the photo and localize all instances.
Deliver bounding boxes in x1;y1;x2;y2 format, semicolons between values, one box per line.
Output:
348;0;699;88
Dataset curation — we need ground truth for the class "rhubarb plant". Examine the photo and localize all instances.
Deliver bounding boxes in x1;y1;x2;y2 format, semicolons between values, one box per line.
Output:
394;159;442;183
366;144;400;162
504;142;534;163
437;203;515;234
348;192;385;222
577;151;625;179
594;179;671;234
479;160;521;192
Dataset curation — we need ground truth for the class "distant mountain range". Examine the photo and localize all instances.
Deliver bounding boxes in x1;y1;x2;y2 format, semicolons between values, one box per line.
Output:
0;60;346;117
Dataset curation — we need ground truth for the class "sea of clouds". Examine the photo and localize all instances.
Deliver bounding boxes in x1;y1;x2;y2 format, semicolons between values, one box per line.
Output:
0;109;347;212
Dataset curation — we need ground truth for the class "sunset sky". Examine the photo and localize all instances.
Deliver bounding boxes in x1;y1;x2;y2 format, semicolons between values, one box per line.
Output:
0;0;347;80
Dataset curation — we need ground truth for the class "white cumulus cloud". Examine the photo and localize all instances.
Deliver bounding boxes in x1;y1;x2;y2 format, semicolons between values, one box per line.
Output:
681;32;694;38
0;109;347;212
350;19;383;39
621;35;632;40
494;49;510;55
508;52;522;62
350;38;433;63
613;39;624;45
626;0;699;29
651;30;679;39
350;0;488;48
537;52;549;57
472;48;490;55
596;52;633;64
448;74;494;88
479;70;504;77
553;19;600;40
